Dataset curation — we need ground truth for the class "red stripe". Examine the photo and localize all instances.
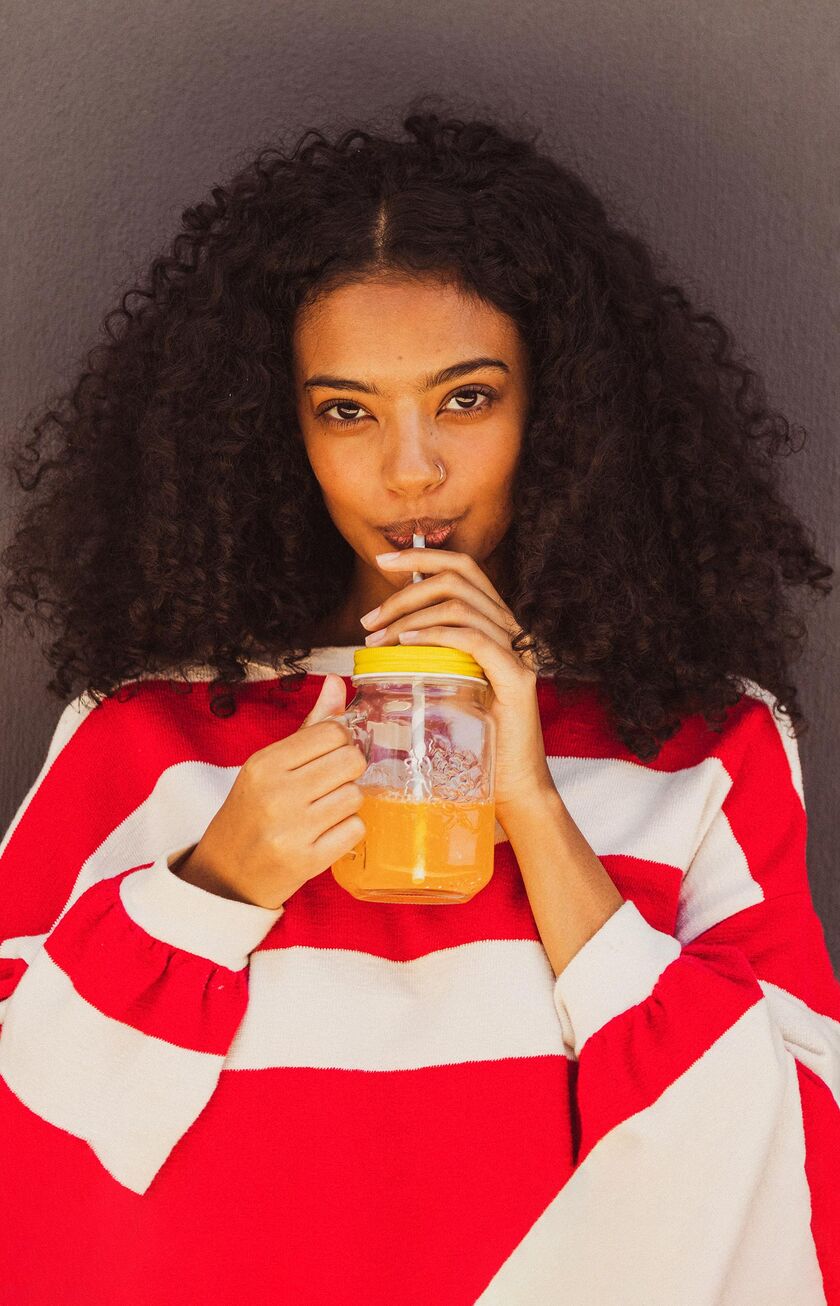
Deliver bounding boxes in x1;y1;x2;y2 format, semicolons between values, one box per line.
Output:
797;1061;840;1303
603;854;683;935
0;955;27;1002
719;698;809;900
44;871;248;1055
694;894;840;1024
574;941;765;1161
0;1055;575;1305
539;679;750;772
256;838;683;960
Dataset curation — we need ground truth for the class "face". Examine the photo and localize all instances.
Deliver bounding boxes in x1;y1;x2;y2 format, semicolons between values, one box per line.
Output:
293;272;530;635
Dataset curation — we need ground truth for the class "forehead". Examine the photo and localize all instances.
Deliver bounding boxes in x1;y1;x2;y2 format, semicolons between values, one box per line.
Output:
293;276;522;380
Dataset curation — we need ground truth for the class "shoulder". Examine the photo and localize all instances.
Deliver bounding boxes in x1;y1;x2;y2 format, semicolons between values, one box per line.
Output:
50;660;303;758
717;678;804;805
68;659;285;714
672;679;804;821
541;675;802;803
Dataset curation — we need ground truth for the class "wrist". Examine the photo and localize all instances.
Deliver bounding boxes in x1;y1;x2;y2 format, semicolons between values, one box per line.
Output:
173;846;257;907
496;779;563;831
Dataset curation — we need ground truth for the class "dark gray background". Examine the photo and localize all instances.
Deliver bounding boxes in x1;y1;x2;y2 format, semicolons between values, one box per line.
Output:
1;2;837;962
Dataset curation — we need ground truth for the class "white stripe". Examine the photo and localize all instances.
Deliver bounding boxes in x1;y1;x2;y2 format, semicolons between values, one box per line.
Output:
679;700;809;945
226;936;566;1071
0;932;49;1023
230;936;840;1118
553;900;681;1056
475;1001;826;1305
760;977;840;1106
0;949;224;1195
675;802;765;943
120;853;283;971
54;759;243;923
44;696;98;765
296;645;364;676
545;751;734;875
120;659;300;685
0;932;49;963
12;919;831;1116
675;696;807;943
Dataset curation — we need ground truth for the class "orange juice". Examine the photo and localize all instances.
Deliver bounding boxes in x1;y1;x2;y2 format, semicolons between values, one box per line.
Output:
332;787;496;903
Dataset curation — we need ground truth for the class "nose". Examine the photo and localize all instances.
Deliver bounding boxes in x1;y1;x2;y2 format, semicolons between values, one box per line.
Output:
380;424;444;496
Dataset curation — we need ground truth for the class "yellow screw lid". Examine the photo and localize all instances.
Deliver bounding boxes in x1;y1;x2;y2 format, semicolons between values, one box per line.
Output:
352;644;487;683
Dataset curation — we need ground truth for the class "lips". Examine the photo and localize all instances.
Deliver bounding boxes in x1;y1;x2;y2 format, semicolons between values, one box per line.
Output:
380;521;457;549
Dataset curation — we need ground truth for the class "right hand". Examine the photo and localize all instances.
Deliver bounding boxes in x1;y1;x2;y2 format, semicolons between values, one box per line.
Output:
173;674;367;909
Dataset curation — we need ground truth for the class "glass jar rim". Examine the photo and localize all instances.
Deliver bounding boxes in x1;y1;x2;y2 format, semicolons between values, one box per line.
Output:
350;671;488;686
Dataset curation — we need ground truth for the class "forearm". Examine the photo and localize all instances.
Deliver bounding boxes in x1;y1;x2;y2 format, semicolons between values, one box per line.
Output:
172;843;258;905
497;787;625;979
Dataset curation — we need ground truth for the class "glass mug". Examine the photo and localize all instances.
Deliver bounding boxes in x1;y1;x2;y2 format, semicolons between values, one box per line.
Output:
329;645;496;903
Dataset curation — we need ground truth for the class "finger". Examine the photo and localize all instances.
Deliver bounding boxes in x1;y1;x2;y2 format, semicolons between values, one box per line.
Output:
298;743;367;803
377;600;513;650
376;548;511;613
398;625;537;705
368;564;516;636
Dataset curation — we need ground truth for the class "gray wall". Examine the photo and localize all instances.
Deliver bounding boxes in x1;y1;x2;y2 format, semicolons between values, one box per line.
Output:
2;2;838;960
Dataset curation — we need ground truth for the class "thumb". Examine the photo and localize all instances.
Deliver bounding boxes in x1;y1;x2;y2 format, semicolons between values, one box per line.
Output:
301;673;348;728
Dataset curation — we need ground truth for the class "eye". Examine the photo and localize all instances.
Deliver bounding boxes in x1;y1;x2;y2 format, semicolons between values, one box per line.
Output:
317;384;498;428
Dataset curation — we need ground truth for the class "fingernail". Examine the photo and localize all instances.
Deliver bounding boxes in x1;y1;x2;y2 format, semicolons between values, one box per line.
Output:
364;629;388;645
376;552;401;563
359;606;381;629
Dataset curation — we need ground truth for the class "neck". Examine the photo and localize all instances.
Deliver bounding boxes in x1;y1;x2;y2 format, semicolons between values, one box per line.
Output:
308;622;366;649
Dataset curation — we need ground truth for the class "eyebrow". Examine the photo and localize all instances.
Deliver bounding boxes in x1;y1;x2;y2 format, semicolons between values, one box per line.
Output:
303;356;511;395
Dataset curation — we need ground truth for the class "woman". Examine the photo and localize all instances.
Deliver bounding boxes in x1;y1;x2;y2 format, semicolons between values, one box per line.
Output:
1;107;838;1305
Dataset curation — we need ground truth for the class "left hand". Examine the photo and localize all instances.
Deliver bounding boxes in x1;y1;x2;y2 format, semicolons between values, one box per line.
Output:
360;548;557;816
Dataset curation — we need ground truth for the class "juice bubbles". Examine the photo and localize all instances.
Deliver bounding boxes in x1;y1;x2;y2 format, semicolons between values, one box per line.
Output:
332;787;496;903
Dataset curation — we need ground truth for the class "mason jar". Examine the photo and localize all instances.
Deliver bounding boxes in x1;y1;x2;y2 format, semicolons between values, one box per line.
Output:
330;644;496;904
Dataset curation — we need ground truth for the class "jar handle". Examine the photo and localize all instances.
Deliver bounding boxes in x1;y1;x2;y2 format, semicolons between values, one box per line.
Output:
329;704;372;763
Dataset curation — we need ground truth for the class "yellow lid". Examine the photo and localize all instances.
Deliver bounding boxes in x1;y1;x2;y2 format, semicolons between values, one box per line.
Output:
352;644;487;683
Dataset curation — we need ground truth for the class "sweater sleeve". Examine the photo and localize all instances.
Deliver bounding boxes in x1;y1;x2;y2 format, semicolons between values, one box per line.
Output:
481;692;840;1306
0;693;284;1196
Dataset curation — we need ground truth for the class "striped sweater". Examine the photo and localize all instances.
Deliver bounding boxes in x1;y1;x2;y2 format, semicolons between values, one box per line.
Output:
1;646;839;1305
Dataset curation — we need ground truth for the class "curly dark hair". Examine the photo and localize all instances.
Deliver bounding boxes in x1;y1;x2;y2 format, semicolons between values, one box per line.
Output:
2;100;833;760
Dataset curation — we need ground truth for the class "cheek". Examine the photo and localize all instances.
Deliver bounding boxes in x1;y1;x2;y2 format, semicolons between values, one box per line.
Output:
469;436;520;497
467;415;522;472
303;436;344;487
308;446;369;512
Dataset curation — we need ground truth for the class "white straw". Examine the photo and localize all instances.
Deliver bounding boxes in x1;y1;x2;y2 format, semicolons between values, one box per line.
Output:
409;532;428;882
410;532;427;800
